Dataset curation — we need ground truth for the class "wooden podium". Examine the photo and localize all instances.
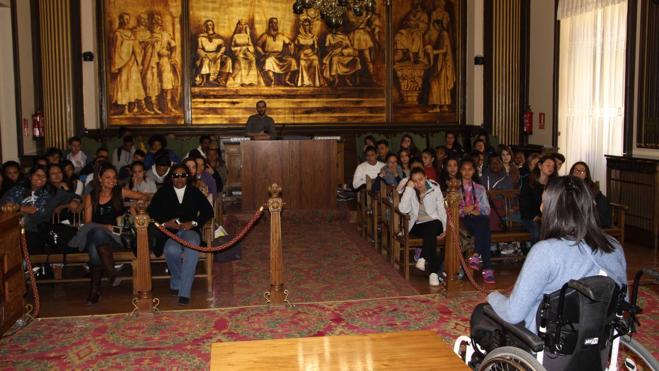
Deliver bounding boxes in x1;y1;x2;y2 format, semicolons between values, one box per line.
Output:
0;212;25;335
241;140;337;210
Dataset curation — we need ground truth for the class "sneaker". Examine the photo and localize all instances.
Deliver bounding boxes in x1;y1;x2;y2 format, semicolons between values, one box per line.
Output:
482;269;496;284
178;297;190;305
169;289;179;297
413;248;422;262
500;244;517;255
429;273;440;286
415;257;426;271
468;254;482;270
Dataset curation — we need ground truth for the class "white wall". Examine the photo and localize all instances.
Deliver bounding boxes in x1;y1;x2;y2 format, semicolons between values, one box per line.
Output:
15;0;38;155
81;0;100;130
0;4;19;161
466;0;484;126
528;0;555;147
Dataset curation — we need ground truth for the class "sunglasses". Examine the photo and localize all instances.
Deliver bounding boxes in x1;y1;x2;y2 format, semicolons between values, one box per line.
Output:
172;173;188;178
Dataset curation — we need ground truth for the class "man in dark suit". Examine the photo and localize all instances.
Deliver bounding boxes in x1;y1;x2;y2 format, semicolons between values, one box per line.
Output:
148;164;213;305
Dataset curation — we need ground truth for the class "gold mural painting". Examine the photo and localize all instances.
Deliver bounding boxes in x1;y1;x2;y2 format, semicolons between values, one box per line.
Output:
393;0;460;123
100;0;463;126
103;0;184;125
189;0;386;125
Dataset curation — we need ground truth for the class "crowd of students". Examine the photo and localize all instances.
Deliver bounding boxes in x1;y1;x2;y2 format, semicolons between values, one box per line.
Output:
352;131;613;286
0;134;227;305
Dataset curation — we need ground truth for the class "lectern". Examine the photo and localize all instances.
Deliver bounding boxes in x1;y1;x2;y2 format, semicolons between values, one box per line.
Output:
0;212;25;335
241;140;337;210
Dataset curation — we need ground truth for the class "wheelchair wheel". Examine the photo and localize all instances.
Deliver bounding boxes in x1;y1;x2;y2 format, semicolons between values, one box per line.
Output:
479;346;546;371
615;337;658;371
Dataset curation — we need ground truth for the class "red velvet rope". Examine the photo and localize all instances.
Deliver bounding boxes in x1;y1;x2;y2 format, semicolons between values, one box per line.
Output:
153;207;264;252
20;229;41;318
446;211;485;293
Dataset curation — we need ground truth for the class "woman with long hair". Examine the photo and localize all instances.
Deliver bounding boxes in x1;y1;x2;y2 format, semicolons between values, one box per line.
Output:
519;155;556;245
399;148;412;178
439;157;459;192
81;163;145;303
469;176;626;350
206;144;226;193
459;159;494;284
569;161;612;228
398;167;447;286
62;160;84;195
499;145;520;188
399;134;419;159
1;161;24;197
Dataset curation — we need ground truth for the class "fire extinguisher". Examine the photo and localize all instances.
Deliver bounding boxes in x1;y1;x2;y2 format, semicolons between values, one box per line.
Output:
32;110;44;140
523;106;533;135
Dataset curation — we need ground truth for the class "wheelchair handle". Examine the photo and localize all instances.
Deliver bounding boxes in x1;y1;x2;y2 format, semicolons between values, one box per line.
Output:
567;279;596;301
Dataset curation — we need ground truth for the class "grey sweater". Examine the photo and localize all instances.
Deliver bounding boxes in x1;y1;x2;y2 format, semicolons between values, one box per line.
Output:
488;237;627;333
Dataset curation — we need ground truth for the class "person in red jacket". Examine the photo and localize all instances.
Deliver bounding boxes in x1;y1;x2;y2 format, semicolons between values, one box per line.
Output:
421;149;439;182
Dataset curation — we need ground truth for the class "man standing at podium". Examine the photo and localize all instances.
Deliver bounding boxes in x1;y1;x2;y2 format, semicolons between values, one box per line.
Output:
246;100;276;140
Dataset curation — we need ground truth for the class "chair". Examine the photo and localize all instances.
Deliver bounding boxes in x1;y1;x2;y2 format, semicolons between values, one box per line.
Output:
455;276;628;370
378;184;397;262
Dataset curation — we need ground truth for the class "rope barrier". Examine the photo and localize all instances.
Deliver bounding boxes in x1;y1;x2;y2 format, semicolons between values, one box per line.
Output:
153;207;265;252
20;228;40;318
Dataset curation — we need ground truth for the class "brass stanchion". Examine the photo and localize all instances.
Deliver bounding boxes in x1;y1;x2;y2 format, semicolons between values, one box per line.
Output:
132;201;158;315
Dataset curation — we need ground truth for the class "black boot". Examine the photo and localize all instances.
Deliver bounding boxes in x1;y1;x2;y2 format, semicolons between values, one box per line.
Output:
87;265;103;304
97;244;121;287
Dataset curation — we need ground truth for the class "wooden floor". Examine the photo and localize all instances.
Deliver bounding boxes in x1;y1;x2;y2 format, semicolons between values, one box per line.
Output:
32;231;656;317
210;330;468;371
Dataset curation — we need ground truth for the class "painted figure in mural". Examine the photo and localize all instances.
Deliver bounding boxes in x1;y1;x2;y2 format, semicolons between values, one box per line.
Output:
425;17;455;111
295;19;323;87
142;13;178;114
110;13;148;115
322;29;361;87
348;10;378;83
227;20;262;87
195;19;233;86
394;0;429;64
256;17;298;87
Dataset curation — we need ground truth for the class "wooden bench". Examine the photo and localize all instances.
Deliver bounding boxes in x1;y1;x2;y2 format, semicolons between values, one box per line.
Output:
29;197;223;296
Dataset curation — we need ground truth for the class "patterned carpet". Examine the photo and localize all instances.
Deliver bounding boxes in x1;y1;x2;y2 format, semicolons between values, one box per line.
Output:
213;216;417;307
1;287;657;370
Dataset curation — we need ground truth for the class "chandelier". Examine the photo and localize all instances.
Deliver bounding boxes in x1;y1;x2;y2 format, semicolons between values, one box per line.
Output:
293;0;376;29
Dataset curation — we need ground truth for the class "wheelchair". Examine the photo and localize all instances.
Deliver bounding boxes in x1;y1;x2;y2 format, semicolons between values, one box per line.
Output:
453;269;659;371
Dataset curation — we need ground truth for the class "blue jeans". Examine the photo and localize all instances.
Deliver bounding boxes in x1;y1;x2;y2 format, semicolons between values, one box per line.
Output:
164;230;201;299
462;215;492;269
86;227;121;266
520;218;540;245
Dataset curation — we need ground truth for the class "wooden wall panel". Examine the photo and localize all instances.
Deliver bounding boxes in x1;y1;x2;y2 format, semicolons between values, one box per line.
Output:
636;0;659;148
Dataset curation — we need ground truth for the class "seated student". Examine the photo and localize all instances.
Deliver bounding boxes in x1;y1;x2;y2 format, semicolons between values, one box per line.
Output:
444;131;464;158
476;131;497;157
399;149;412;178
470;150;485;181
499;145;520;188
376;139;392;163
146;155;172;188
481;155;516;255
144;134;180;169
374;153;403;192
1;161;24;197
46;147;64;165
194;156;218;200
182;157;213;203
77;163;145;303
397;159;425;194
470;176;627;347
398;168;447;286
206;144;226;193
552;152;565;175
34;156;49;168
187;135;212;159
460;159;495;284
421;149;439;182
66;136;89;174
361;135;376;162
119;149;146;181
128;161;157;194
399;134;419;160
434;145;447;176
439;157;459;193
518;152;540;187
112;135;136;171
62;160;84;195
519;155;556;245
481;155;512;192
148;164;213;305
570;161;612;228
352;146;384;191
1;166;80;253
514;150;526;170
44;163;83;221
80;147;110;183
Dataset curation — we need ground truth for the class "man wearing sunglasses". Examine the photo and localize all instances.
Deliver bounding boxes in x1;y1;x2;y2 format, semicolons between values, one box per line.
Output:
148;164;213;305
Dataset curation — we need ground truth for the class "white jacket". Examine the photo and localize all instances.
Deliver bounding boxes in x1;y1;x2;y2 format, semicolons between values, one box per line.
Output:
352;161;385;189
398;180;447;232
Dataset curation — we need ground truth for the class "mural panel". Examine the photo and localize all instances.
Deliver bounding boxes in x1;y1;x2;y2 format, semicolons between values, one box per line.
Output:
189;0;386;125
392;0;460;123
102;0;184;125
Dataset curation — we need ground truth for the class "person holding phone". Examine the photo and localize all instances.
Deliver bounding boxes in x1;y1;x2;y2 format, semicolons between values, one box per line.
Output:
148;164;213;305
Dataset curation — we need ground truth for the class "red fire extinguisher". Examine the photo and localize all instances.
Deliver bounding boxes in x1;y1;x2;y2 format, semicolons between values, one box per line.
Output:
523;106;533;135
32;110;44;140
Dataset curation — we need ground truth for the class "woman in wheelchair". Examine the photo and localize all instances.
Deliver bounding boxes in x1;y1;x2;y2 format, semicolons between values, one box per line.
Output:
468;176;627;368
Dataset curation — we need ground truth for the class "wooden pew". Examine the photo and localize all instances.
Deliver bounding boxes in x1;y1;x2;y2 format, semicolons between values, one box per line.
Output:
378;184;397;262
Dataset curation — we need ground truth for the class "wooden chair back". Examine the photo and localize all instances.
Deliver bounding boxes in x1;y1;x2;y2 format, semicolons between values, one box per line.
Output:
51;204;83;227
